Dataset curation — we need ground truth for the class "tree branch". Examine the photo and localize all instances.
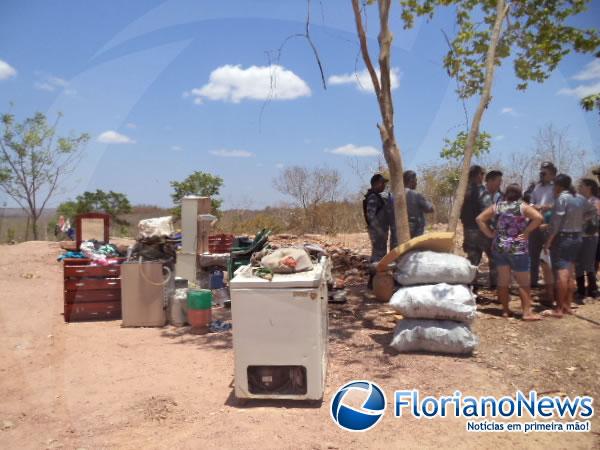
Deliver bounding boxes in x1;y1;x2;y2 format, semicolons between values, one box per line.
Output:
352;0;381;97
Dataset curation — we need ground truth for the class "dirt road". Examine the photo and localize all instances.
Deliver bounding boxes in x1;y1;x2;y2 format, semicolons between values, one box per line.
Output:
1;241;599;449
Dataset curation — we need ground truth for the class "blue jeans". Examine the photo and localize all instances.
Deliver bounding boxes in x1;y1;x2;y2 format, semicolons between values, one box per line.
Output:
492;251;530;273
576;235;598;276
551;234;582;270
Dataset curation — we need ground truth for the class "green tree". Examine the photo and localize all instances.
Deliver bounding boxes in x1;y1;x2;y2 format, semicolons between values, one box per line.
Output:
170;171;223;218
581;92;600;116
441;131;491;161
57;189;132;226
0;111;89;239
400;0;600;233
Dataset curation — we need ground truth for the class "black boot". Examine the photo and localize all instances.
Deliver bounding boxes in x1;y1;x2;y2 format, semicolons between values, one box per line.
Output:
586;272;599;299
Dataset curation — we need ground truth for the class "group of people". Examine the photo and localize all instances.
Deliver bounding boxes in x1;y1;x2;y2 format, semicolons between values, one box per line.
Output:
363;162;600;321
471;162;600;320
363;171;433;262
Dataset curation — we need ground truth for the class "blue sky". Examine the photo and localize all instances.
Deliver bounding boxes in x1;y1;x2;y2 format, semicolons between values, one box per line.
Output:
0;0;599;210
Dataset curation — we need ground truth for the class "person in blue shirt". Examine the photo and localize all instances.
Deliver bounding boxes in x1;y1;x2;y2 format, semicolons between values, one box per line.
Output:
403;170;433;238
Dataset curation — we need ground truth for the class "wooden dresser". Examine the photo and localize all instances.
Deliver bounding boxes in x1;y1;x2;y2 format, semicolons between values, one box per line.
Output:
63;212;123;322
63;258;124;322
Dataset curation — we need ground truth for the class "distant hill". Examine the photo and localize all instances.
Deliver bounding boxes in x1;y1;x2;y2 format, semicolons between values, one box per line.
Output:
0;208;56;218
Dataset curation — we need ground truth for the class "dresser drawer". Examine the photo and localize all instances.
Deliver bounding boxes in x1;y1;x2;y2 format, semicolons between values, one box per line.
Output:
65;278;121;291
65;289;121;304
64;301;122;322
64;265;120;278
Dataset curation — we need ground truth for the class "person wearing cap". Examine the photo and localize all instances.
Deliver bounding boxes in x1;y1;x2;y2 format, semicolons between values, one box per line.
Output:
528;161;557;290
363;173;397;269
404;170;434;238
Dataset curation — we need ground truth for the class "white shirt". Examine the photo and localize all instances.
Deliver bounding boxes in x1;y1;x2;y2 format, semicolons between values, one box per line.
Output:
531;182;554;207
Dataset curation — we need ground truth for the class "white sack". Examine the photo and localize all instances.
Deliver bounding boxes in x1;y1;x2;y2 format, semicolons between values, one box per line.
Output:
394;251;476;285
260;248;313;273
390;319;478;355
138;216;174;238
389;283;476;323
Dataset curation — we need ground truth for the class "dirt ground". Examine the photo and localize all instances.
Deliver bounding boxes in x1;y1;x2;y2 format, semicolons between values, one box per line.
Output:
1;239;599;449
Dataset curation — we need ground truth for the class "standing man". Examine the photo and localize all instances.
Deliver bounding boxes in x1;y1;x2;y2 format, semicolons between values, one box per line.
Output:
363;173;397;264
460;165;486;273
478;170;503;288
529;161;557;288
404;170;434;238
480;170;503;209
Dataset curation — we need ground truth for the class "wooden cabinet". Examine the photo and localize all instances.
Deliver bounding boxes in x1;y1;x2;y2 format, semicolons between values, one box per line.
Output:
63;258;125;322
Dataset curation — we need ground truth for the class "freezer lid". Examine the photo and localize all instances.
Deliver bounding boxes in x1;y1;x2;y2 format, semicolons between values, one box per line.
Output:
230;257;327;289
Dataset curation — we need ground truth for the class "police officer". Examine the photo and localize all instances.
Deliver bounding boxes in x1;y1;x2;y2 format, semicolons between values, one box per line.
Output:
363;173;397;265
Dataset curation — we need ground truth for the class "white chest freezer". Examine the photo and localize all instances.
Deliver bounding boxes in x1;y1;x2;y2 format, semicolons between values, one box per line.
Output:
229;257;328;401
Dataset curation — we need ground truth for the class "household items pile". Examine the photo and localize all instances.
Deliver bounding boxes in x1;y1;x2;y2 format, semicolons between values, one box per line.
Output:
57;240;124;265
389;250;478;355
130;215;177;269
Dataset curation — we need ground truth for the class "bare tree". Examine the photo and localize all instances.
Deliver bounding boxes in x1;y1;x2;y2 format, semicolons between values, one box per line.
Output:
351;0;411;244
502;124;590;189
0;111;89;240
273;165;341;231
532;124;588;177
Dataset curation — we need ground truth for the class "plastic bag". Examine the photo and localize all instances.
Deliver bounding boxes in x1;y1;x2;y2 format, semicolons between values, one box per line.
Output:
394;251;476;285
260;248;313;273
540;249;552;269
389;283;476;323
138;216;174;239
390;319;478;355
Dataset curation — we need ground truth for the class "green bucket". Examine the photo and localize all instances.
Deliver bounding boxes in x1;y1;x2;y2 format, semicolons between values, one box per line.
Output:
187;289;212;310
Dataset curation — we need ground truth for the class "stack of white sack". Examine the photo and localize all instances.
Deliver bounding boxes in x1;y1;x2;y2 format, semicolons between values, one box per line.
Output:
390;251;478;355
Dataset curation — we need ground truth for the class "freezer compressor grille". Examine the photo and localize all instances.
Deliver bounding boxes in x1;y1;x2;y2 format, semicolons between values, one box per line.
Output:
247;365;307;395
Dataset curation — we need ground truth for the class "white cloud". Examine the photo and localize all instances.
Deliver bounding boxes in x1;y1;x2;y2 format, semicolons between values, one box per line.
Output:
171;145;183;151
186;64;311;104
326;144;380;157
328;68;400;93
557;59;600;99
34;74;71;92
495;135;505;141
558;80;600;99
500;107;518;116
97;130;135;144
126;122;137;129
276;163;284;169
572;59;600;81
210;149;254;158
0;59;17;80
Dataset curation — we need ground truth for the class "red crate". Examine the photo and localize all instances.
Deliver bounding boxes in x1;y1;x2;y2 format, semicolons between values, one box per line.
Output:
208;234;234;254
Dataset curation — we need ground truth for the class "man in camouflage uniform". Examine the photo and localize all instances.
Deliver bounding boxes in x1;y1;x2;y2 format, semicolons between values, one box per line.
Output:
364;173;398;265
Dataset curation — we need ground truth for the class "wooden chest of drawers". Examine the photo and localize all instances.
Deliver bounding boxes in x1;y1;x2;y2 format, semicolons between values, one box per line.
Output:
63;258;125;322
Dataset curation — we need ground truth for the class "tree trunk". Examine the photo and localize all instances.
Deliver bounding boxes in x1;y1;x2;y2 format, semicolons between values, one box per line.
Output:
31;213;39;240
25;216;30;241
447;0;508;235
352;0;411;244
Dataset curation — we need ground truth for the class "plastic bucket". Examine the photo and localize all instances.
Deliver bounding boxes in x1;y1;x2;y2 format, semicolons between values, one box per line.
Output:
188;308;212;331
187;289;212;310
